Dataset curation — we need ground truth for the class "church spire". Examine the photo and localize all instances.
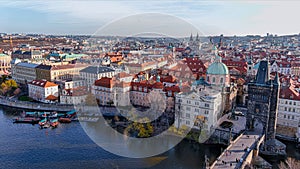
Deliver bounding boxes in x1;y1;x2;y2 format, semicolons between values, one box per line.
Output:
189;33;193;42
274;72;280;86
196;33;199;41
213;45;222;63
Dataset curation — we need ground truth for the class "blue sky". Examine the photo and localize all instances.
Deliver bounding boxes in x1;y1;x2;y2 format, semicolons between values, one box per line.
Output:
0;1;299;36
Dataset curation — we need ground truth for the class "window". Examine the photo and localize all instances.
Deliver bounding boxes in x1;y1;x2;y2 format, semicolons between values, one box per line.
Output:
195;102;199;106
292;116;295;119
220;77;224;84
284;115;286;118
186;121;190;125
195;108;199;112
186;113;190;118
205;103;209;108
204;110;209;114
186;107;191;111
212;77;216;83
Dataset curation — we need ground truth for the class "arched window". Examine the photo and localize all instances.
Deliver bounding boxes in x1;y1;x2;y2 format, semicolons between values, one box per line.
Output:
220;77;224;84
212;77;216;83
207;76;210;82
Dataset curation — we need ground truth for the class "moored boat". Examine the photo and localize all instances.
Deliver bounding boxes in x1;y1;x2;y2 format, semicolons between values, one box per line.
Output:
39;118;49;128
13;117;40;124
50;119;59;128
58;117;71;123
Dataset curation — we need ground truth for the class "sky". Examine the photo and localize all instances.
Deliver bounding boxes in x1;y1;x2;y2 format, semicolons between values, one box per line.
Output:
0;1;299;36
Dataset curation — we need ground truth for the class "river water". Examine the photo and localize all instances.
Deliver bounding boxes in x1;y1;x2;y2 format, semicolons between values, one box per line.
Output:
0;108;223;169
2;107;300;169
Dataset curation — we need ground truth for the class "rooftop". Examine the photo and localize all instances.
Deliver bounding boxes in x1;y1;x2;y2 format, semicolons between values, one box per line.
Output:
80;66;115;74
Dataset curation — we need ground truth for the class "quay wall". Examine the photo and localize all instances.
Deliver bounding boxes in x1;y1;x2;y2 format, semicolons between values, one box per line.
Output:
0;98;74;112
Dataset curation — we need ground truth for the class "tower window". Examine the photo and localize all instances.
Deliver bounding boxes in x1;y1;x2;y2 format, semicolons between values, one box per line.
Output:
212;77;216;83
220;77;224;84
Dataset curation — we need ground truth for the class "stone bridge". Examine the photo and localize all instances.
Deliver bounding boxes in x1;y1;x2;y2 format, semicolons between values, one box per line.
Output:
209;133;265;169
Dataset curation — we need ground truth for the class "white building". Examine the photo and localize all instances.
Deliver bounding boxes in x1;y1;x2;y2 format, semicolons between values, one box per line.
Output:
174;85;223;134
79;66;116;89
270;61;291;75
92;77;131;106
58;78;88;105
277;85;300;141
28;79;59;103
60;87;88;105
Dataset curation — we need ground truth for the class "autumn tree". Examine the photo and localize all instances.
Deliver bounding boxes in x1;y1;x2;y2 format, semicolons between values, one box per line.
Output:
125;117;154;138
0;79;18;96
279;158;300;169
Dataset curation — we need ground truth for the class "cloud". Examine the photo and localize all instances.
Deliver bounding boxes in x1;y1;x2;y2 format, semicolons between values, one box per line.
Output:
0;1;300;35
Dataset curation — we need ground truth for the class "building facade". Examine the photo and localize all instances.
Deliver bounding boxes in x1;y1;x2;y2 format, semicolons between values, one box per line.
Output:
0;53;11;74
79;66;116;88
174;86;223;134
28;79;59;103
12;62;39;84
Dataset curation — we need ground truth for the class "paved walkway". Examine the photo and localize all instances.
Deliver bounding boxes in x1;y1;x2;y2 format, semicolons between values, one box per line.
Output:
212;134;260;169
0;97;74;112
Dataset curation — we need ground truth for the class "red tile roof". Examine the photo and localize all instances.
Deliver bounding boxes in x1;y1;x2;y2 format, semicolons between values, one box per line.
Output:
29;80;58;88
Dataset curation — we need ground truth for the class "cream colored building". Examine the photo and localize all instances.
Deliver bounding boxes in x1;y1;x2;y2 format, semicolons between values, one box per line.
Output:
0;53;11;74
12;62;39;84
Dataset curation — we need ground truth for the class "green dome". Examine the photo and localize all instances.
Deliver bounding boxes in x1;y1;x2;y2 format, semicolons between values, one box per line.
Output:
206;62;229;75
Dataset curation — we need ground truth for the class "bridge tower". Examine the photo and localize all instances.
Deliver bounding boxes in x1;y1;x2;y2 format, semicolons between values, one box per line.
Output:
246;60;286;155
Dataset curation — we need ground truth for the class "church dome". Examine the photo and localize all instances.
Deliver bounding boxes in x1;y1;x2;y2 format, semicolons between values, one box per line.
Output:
206;62;229;75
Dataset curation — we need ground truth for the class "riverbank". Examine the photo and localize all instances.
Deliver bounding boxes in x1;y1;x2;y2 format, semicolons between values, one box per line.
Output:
0;97;74;112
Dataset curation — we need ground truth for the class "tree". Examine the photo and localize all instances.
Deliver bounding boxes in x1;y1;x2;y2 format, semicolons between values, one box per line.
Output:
125;117;154;138
0;79;18;96
279;158;300;169
4;79;18;89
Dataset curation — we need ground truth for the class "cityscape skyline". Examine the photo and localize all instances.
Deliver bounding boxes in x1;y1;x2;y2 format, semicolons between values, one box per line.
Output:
0;1;299;36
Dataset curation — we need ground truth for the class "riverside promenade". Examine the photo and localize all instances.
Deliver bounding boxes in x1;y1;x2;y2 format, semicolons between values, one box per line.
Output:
0;97;74;112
